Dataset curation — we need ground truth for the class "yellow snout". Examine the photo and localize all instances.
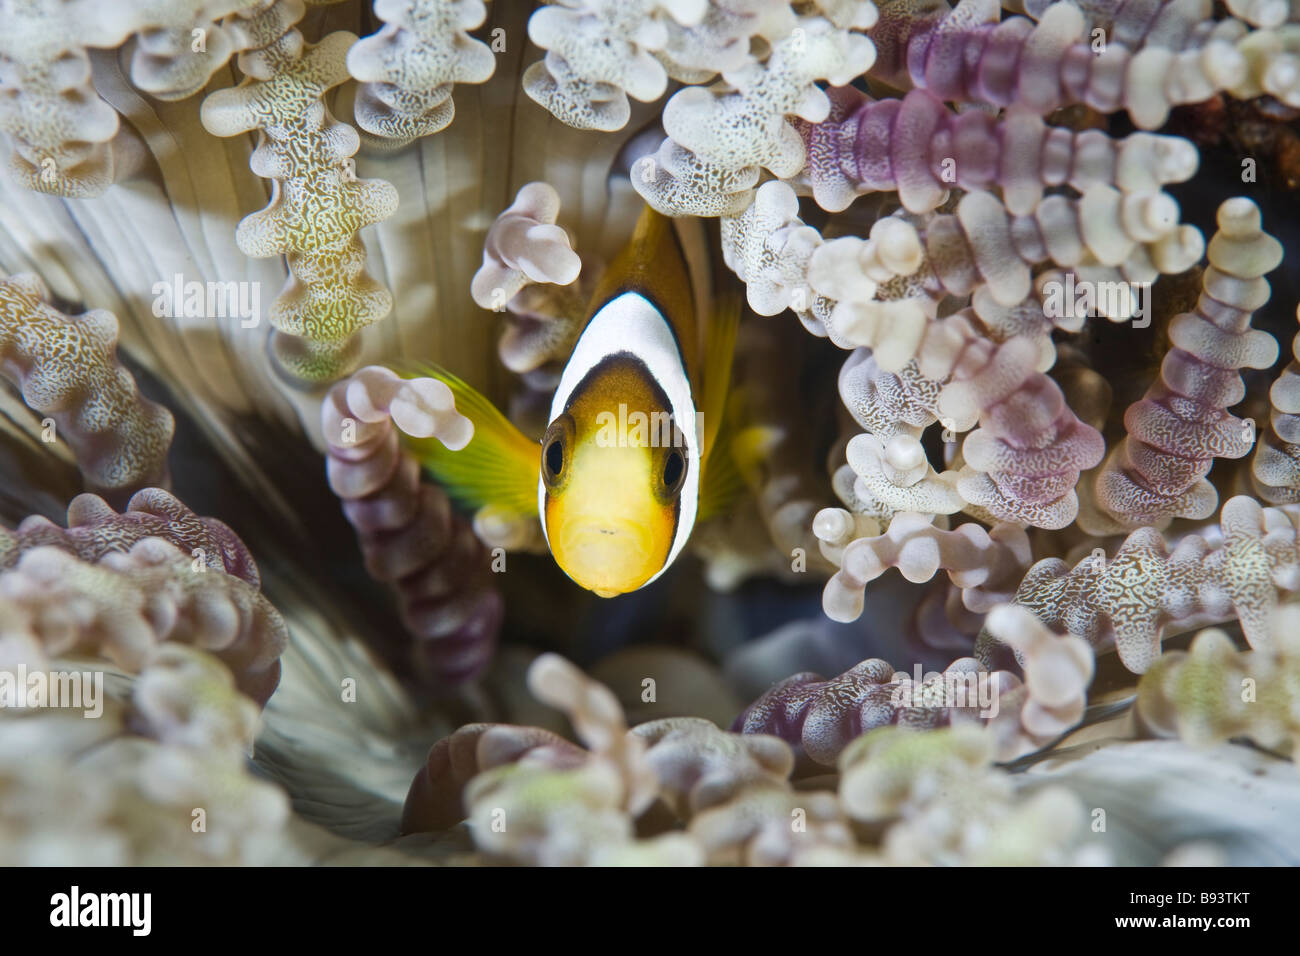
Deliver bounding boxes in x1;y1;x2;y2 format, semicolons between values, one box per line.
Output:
551;519;660;597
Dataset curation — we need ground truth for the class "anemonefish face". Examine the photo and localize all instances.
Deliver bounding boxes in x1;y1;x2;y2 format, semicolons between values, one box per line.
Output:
538;293;701;597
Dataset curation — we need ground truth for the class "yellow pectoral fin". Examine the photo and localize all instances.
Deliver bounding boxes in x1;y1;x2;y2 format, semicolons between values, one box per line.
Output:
699;288;742;463
696;288;745;523
729;422;784;486
697;412;752;523
398;362;540;518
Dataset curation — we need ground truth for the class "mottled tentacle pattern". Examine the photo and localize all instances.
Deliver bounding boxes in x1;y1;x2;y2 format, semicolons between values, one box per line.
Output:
1252;305;1300;504
1135;606;1300;753
933;329;1106;528
734;603;1097;766
790;84;1199;214
128;1;266;102
0;489;258;585
346;0;497;149
0;493;285;706
0;0;256;196
521;0;690;131
0;272;174;504
322;366;503;685
830;349;954;521
733;658;944;766
868;0;1247;129
1083;198;1283;533
201;0;399;383
980;495;1300;673
818;300;1104;528
633;12;879;216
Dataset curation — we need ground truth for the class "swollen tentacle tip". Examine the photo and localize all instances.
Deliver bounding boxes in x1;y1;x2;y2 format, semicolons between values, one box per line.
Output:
1149;225;1206;274
809;239;879;301
870;218;924;277
1122;192;1180;242
1264;52;1300;103
347;0;497;147
1208;197;1285;277
1202;42;1246;90
392;380;474;449
883;434;926;474
472;181;582;310
1217;196;1264;235
1152;136;1200;184
812;507;855;547
1227;0;1289;27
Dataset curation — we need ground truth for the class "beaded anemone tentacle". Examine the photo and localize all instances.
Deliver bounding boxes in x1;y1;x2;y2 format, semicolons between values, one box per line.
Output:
200;0;400;383
3;0;1300;869
1083;197;1283;533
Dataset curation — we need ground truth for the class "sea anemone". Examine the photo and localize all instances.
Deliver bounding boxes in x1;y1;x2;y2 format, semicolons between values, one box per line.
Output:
3;0;1300;869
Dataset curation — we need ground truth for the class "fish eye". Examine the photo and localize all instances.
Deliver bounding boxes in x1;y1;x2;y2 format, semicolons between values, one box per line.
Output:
662;448;685;494
541;415;574;489
545;437;564;479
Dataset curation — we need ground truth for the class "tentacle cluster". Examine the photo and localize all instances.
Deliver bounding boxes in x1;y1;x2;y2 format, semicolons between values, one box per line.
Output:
0;0;254;196
1135;606;1300;755
837;724;1101;864
857;185;1203;309
1252;304;1300;504
0;489;258;584
0;488;281;705
721;178;1201;376
522;0;700;132
1085;197;1283;532
791;84;1199;214
817;510;1032;623
0;273;174;503
981;495;1300;673
633;12;879;216
732;656;994;765
0;531;286;707
0;640;289;865
459;655;686;865
322;366;506;685
200;0;400;383
870;0;1258;130
401;722;586;833
346;0;497;149
397;652;1109;864
937;328;1107;528
830;349;950;523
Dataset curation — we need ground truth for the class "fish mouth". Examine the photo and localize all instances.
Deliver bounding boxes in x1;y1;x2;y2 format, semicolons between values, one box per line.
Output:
553;521;659;596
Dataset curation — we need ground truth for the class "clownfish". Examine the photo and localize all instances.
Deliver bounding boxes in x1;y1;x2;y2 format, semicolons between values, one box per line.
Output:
406;204;747;597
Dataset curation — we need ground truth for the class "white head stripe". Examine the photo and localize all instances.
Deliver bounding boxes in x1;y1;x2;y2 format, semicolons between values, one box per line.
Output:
538;292;699;582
